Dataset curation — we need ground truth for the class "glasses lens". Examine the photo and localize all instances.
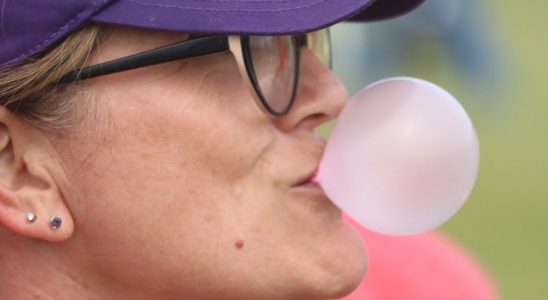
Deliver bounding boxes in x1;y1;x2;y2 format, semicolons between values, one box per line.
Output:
248;35;298;114
306;29;332;69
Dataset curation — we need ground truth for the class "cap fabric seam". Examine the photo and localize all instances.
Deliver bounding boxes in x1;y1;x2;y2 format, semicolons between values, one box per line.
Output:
119;0;331;13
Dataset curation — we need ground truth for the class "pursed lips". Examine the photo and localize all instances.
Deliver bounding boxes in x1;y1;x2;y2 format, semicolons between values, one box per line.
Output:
291;167;320;188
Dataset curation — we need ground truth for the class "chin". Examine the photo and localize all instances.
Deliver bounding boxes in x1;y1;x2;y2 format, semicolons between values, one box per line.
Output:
299;220;368;300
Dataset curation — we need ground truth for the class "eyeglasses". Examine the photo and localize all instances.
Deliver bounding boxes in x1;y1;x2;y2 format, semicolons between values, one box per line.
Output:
61;29;332;116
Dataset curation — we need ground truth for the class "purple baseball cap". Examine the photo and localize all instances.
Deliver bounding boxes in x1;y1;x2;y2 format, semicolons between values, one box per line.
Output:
0;0;423;67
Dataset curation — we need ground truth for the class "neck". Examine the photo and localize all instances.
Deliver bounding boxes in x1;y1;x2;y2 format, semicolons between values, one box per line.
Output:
0;232;80;298
0;230;150;300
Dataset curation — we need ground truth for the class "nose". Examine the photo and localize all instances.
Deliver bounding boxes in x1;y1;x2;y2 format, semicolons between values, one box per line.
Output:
273;48;347;132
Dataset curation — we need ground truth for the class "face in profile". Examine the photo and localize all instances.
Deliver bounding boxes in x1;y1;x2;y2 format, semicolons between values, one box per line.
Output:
39;27;368;299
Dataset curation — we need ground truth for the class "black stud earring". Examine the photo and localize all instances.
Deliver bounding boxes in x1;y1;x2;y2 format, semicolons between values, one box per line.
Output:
50;216;62;230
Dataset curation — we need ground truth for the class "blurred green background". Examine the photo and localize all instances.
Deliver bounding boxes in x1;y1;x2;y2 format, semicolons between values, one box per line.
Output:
330;0;548;299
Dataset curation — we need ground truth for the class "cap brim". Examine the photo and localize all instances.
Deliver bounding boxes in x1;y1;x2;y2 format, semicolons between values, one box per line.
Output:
92;0;424;35
350;0;425;21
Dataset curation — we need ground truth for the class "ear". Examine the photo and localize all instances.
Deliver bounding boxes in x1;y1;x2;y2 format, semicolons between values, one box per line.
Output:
0;108;73;242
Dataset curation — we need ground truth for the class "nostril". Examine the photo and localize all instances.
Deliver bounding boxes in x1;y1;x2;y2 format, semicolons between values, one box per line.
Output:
308;113;326;121
298;112;328;129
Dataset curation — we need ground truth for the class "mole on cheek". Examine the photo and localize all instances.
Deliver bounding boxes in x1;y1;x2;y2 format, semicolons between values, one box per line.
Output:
235;239;245;249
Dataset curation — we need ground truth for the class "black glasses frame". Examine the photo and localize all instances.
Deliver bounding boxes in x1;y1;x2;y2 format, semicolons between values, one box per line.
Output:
61;34;312;116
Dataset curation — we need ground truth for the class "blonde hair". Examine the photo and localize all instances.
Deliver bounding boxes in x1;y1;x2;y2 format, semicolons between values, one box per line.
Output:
0;25;104;134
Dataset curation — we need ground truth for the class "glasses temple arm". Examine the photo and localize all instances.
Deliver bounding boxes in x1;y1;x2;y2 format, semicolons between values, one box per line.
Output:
60;35;229;83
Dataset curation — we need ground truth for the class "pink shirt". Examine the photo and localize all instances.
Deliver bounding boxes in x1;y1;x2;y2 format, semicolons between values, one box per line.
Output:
340;217;498;300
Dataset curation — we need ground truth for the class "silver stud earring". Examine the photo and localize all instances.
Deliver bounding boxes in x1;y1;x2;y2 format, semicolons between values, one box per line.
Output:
50;216;62;230
26;212;37;223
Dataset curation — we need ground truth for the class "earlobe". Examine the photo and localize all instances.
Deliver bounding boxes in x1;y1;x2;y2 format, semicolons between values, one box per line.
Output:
0;195;73;242
0;109;73;242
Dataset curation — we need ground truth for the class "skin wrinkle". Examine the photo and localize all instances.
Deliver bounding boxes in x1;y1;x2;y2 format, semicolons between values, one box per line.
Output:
1;241;64;300
2;260;42;298
190;51;276;186
50;262;89;297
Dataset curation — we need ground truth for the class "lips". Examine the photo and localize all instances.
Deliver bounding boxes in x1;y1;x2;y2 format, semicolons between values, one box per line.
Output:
292;167;319;187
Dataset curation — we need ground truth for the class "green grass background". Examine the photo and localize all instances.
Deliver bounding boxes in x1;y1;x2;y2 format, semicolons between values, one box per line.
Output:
330;1;548;299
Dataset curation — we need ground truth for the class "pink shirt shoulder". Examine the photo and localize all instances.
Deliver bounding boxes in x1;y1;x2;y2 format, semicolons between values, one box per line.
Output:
340;218;498;300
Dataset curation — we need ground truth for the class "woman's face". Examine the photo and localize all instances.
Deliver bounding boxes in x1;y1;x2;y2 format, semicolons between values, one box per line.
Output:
54;27;367;299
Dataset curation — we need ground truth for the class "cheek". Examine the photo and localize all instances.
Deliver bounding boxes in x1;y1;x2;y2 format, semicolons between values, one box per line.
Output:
90;64;270;220
112;55;271;183
61;60;279;286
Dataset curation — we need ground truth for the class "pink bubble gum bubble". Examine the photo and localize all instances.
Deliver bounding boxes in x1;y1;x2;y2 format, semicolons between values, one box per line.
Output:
318;77;479;236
